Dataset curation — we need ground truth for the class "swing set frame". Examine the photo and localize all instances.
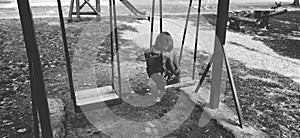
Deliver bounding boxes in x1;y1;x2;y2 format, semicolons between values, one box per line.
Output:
15;0;243;137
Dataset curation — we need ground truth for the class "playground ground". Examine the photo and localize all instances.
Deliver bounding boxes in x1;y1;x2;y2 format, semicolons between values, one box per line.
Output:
0;1;300;138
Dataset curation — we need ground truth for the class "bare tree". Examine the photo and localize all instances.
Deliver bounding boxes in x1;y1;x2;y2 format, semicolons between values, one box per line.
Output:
293;0;299;6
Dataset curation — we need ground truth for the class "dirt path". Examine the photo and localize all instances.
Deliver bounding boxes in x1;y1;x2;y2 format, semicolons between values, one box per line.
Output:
119;15;300;84
225;33;300;83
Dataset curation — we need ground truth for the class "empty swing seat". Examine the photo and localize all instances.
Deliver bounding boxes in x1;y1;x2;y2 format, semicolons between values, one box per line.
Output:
75;86;122;110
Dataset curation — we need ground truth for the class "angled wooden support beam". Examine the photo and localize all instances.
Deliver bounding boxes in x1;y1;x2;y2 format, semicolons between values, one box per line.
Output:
79;0;88;9
17;0;53;136
68;0;101;22
84;0;101;15
221;42;244;129
194;57;213;93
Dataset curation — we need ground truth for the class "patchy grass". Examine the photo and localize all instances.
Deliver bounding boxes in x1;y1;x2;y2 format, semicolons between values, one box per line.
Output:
202;10;300;136
223;59;300;137
231;11;300;59
0;18;83;137
1;9;300;137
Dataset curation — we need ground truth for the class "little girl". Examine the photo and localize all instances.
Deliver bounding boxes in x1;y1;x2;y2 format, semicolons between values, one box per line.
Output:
144;32;180;91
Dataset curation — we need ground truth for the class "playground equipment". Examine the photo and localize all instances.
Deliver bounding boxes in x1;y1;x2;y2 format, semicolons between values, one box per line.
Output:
271;2;282;10
228;8;288;30
120;0;148;19
68;0;101;22
196;0;244;128
74;0;122;111
148;0;244;128
68;0;148;22
15;0;244;137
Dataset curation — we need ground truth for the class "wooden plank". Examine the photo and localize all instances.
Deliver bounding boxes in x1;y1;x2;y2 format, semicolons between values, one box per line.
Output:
79;97;121;111
76;90;116;102
75;86;114;99
77;93;119;106
165;77;195;89
261;9;287;19
230;16;257;24
76;77;196;108
75;86;120;107
71;12;98;15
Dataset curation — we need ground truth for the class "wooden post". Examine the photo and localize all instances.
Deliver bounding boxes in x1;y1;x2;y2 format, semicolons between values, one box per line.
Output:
109;0;114;87
293;0;299;6
96;0;101;21
112;0;122;98
76;0;81;21
195;0;243;128
210;0;229;109
68;0;75;22
16;0;53;136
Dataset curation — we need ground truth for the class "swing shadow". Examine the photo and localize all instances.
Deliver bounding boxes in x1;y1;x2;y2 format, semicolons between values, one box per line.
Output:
228;41;300;66
164;104;235;137
223;58;300;135
200;11;300;60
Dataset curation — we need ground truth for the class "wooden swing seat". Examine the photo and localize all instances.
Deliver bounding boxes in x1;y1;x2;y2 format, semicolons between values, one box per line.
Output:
75;86;122;110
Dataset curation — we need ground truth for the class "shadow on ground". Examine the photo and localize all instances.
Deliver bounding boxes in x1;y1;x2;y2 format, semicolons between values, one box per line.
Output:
223;58;300;137
203;11;300;59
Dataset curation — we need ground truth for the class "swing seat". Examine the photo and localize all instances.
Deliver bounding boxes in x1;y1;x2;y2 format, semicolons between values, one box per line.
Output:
75;86;122;111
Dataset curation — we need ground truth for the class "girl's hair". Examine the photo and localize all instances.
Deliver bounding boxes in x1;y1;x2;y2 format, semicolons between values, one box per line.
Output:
153;32;173;52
